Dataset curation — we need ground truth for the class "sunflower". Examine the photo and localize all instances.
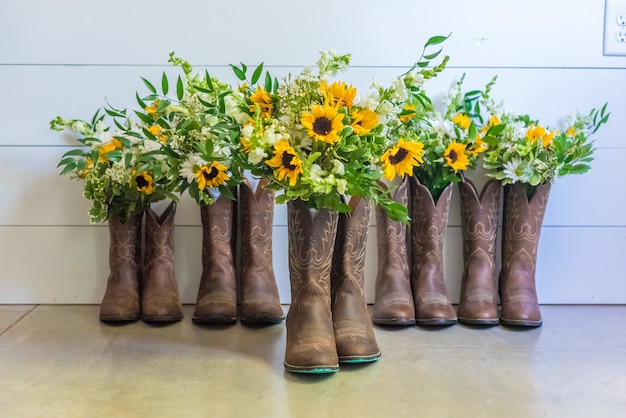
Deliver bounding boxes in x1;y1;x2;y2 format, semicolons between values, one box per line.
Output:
444;142;470;172
196;161;230;190
468;135;488;156
481;115;501;133
249;87;273;118
98;138;123;162
301;104;344;144
350;109;379;135
132;170;155;195
452;113;471;130
380;138;425;180
266;140;303;187
320;80;356;108
399;103;416;123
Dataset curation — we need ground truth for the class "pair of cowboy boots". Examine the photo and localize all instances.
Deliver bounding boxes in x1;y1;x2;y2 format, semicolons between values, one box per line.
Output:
192;178;284;325
284;198;380;373
457;179;550;327
99;202;184;323
373;178;456;326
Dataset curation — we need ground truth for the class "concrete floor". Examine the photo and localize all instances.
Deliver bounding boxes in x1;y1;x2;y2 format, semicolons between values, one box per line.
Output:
1;305;625;417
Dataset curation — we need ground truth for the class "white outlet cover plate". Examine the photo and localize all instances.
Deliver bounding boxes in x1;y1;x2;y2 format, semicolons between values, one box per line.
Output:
604;0;626;55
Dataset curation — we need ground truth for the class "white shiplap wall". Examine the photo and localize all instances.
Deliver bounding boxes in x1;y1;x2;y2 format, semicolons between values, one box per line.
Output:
1;0;625;304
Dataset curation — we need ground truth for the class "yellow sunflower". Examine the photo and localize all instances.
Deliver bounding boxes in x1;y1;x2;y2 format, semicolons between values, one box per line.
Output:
452;113;471;130
350;109;379;135
266;140;303;187
468;135;488;156
249;87;273;118
196;162;230;190
380;138;425;180
132;170;155;195
481;115;501;133
301;104;344;144
444;142;470;172
98;138;123;162
320;80;356;108
399;103;416;123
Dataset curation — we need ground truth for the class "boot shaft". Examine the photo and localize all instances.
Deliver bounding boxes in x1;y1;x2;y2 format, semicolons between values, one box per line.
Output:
239;179;275;270
375;180;409;275
144;202;176;263
332;197;371;294
501;183;551;272
200;196;235;272
459;179;500;264
287;199;338;294
410;178;453;258
108;213;143;270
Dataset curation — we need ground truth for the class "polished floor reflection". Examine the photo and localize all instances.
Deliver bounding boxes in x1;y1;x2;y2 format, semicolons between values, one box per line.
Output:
1;305;625;417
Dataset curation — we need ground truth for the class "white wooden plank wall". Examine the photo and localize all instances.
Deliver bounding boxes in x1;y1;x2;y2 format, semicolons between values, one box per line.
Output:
1;0;625;304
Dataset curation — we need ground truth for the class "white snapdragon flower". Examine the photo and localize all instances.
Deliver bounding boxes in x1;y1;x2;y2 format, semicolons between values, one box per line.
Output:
332;160;345;175
248;147;268;165
370;76;384;91
336;179;347;195
69;120;91;135
430;114;455;136
404;71;425;88
377;100;395;117
310;164;326;180
224;92;249;125
390;78;408;102
241;124;254;140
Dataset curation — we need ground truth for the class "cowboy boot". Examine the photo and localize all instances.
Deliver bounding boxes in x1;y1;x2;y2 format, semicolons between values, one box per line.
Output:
192;195;237;324
372;179;415;326
284;199;339;373
499;182;551;327
331;197;381;363
409;178;457;325
99;213;143;322
142;202;184;322
457;179;500;325
239;178;284;325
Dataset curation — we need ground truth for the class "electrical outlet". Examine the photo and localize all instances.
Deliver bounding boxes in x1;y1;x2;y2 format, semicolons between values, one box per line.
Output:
604;0;626;55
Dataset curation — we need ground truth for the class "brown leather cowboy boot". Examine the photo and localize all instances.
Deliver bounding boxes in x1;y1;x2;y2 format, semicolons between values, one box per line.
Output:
409;178;457;325
499;182;551;327
372;179;415;326
239;178;284;325
284;199;339;373
457;179;501;325
99;213;143;322
192;195;237;324
331;197;381;363
142;202;184;322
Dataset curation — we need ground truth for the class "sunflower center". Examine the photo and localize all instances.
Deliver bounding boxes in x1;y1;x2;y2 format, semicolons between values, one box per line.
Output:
281;152;297;170
203;167;219;180
390;148;409;165
447;150;458;163
312;117;332;136
136;175;149;188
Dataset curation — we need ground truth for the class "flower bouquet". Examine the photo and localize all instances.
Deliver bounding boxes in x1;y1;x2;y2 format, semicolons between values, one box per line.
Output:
478;85;610;327
51;104;183;322
51;106;178;224
229;48;404;372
